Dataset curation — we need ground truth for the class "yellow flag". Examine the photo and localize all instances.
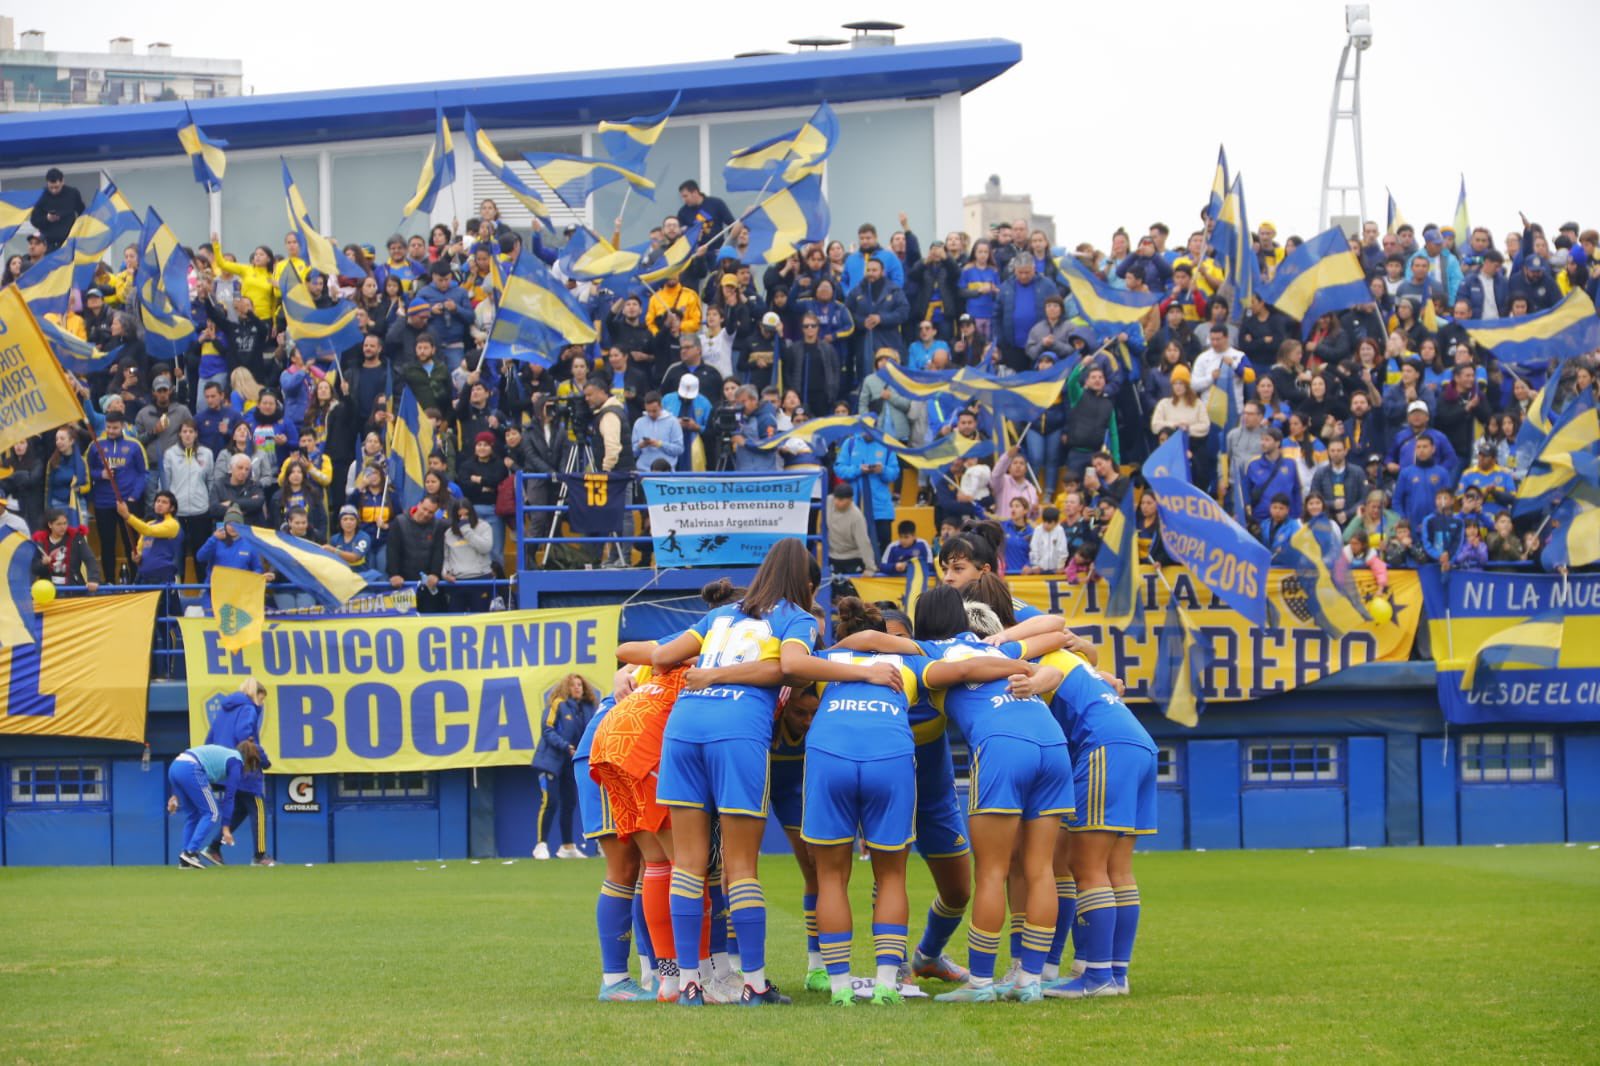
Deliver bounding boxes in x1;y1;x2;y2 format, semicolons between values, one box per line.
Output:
212;565;267;652
0;286;88;454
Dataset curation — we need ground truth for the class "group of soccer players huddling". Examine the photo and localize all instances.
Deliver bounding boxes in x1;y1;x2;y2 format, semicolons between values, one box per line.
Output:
574;531;1157;1006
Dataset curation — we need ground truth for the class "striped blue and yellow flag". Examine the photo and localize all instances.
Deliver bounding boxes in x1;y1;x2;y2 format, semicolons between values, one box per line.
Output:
0;530;38;648
638;223;702;284
13;240;77;318
1386;188;1405;235
1512;370;1557;473
65;179;141;290
282;159;364;280
1515;395;1598;516
738;175;830;266
754;413;867;454
38;316;119;375
1208;145;1229;222
1207;358;1239;433
1452;174;1469;244
520;151;653;210
1058;254;1162;326
400;108;456;220
559;228;653;281
387;386;436;512
880;362;1071;424
1279;519;1373;640
1460;289;1600;368
0;189;42;248
277;267;364;358
1460;610;1564;693
1259;226;1368;336
462;111;552;231
877;426;996;471
211;565;266;653
136;207;191;317
177;105;228;192
1215;174;1260;317
487;255;598;366
903;555;931;621
225;525;365;609
723;103;838;192
1151;599;1206;727
1540;488;1600;570
1094;487;1144;637
596;91;680;172
138;276;197;361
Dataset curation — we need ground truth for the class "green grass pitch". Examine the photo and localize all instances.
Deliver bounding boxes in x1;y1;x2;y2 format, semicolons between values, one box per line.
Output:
1;846;1596;1063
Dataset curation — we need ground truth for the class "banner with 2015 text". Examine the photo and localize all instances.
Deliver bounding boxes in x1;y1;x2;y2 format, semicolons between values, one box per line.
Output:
180;605;622;773
852;566;1421;702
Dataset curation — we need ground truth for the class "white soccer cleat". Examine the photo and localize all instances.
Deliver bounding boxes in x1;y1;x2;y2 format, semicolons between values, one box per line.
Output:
532;842;550;860
556;844;583;859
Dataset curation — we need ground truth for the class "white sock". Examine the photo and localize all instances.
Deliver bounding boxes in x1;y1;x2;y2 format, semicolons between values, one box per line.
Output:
679;966;700;988
969;975;994;988
830;972;852;994
710;951;732;978
602;971;629;986
1042;963;1060;981
807;950;824;970
743;966;765;990
1019;969;1041;985
1070;959;1086;978
639;957;654;982
876;964;899;987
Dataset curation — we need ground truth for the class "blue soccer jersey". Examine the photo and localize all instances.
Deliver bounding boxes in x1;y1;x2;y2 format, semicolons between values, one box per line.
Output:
924;636;1066;749
1039;650;1157;756
807;652;936;762
665;599;818;744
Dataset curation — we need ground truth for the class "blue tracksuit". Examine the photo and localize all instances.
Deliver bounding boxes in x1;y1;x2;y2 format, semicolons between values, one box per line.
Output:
1393;459;1454;531
1244;454;1303;524
834;437;900;531
204;693;271;796
169;746;243;854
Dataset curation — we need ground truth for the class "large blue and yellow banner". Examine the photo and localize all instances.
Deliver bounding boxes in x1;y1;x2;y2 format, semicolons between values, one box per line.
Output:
1420;568;1600;725
852;567;1420;704
0;593;160;744
181;605;622;773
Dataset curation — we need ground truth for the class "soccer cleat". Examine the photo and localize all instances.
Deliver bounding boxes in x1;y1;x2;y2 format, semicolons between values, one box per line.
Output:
1005;980;1044;1003
804;968;831;993
178;851;205;869
532;842;550;860
677;981;705;1007
1042;974;1118;999
830;987;857;1007
201;846;225;866
252;856;277;867
739;982;791;1007
991;960;1022;996
933;981;997;1004
911;950;969;983
1115;975;1130;996
869;983;904;1006
705;971;744;1005
556;844;583;859
597;977;654;1002
655;984;680;1004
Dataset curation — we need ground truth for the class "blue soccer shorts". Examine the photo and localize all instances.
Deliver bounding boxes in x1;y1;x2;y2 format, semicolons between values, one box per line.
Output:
657;736;771;818
967;737;1074;821
1069;743;1158;836
769;757;805;832
801;749;917;851
914;736;970;858
573;756;616;841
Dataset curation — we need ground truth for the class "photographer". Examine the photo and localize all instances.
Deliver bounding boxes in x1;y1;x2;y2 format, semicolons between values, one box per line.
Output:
730;385;780;472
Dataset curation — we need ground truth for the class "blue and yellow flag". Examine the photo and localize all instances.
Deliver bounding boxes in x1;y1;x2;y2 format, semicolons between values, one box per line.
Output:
0;188;42;248
754;413;868;455
723;103;838;192
1152;599;1207;727
1259;226;1367;336
1095;487;1144;637
138;276;197;361
0;530;37;647
225;525;366;609
211;565;266;653
878;426;996;471
559;228;654;282
903;556;931;620
400;107;456;220
1216;174;1260;318
0;592;159;743
39;316;119;375
1386;188;1405;235
387;386;436;512
1541;489;1600;570
136;207;192;317
1207;358;1239;433
1460;289;1600;368
1512;370;1557;473
1460;610;1564;693
880;362;1072;424
1515;394;1598;516
638;223;702;284
739;175;830;266
520;151;654;210
13;240;77;318
283;159;364;280
462;111;552;231
596;91;680;172
1452;174;1469;244
1058;255;1161;326
1208;145;1229;222
177;105;228;192
1279;520;1373;640
487;256;598;366
65;179;141;291
278;266;364;358
0;287;89;453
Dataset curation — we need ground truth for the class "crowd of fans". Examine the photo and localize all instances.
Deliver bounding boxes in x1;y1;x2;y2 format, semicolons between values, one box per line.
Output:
6;167;1596;616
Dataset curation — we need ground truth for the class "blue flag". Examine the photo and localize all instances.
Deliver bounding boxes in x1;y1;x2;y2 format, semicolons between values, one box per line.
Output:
1140;433;1270;625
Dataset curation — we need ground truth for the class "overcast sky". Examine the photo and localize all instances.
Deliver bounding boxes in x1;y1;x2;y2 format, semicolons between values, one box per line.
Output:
13;0;1596;247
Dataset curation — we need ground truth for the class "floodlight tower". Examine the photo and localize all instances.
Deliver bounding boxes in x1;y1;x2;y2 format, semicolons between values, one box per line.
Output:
1318;5;1373;234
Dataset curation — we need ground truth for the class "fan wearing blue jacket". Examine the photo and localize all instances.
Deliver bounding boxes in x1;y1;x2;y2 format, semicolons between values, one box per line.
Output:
203;679;275;865
166;741;262;869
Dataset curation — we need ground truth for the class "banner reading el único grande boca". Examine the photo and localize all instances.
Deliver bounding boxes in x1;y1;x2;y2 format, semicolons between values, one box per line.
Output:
180;605;621;773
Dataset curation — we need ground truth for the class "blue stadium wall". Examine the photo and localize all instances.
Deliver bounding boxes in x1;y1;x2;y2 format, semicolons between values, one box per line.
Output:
2;666;1596;865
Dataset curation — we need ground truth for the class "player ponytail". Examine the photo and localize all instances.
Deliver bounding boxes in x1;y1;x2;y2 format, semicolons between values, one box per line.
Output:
740;537;813;619
701;577;741;607
962;572;1018;629
833;596;884;638
236;739;263;776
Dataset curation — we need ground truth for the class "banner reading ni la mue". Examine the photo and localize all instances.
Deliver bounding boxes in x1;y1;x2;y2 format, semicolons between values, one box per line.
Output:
642;473;818;566
181;605;621;773
0;593;160;744
852;566;1420;703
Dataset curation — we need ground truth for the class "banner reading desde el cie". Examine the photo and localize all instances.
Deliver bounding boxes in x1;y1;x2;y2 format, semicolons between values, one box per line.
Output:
641;473;819;566
849;566;1421;702
180;605;621;773
1420;568;1600;725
